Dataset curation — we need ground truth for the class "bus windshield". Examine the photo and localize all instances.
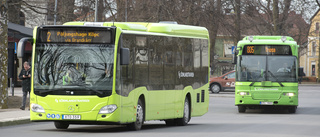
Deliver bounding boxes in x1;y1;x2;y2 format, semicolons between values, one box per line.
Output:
237;55;297;82
33;44;114;96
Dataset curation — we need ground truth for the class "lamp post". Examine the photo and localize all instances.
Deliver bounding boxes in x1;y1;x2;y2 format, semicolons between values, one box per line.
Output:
95;0;98;22
318;30;320;82
125;0;127;22
54;0;57;25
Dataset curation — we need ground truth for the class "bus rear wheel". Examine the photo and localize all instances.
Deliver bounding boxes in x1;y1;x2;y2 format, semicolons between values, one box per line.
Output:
176;97;190;126
54;121;69;129
127;99;144;130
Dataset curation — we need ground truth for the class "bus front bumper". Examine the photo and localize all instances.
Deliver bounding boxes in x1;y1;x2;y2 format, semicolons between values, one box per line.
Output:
235;95;298;107
30;109;122;124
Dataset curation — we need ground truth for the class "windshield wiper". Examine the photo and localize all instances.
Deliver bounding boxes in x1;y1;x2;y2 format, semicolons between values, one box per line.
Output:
35;81;110;97
74;82;104;95
266;70;284;87
37;89;63;94
249;72;257;86
35;88;70;97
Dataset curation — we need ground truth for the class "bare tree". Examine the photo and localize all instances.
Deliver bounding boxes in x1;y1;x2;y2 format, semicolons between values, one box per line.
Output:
272;0;280;35
204;0;222;71
4;0;313;78
60;1;75;23
234;0;241;45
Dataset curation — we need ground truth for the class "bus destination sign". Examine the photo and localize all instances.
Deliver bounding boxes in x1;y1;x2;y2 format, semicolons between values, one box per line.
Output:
38;28;112;43
243;45;292;55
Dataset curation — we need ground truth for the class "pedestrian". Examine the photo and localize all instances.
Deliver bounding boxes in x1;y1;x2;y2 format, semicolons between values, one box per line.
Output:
19;61;31;110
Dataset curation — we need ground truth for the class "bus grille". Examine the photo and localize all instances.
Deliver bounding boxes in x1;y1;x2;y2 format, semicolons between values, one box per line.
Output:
252;92;281;100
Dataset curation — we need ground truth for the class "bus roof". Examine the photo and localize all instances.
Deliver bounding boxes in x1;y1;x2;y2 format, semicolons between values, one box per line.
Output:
242;36;294;41
63;22;209;39
237;36;298;46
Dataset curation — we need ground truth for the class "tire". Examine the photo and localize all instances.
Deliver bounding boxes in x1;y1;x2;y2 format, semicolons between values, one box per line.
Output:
176;97;190;126
127;99;144;130
288;106;297;113
54;121;69;129
210;83;221;93
238;106;246;113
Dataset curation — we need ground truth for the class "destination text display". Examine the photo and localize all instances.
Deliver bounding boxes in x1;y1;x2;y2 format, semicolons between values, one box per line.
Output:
243;45;292;55
38;28;112;43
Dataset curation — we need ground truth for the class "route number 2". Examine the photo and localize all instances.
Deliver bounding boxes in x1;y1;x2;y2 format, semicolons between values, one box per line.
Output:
47;32;51;42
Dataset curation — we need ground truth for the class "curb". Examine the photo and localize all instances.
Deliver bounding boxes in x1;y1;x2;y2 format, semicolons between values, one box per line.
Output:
299;84;320;86
0;117;30;127
209;93;234;98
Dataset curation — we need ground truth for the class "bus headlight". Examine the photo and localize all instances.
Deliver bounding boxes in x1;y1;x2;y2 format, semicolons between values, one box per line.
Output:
99;104;117;114
31;103;45;113
284;93;295;97
239;92;249;96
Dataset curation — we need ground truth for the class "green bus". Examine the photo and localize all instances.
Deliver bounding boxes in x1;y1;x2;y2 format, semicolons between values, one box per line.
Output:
234;36;299;113
18;22;210;130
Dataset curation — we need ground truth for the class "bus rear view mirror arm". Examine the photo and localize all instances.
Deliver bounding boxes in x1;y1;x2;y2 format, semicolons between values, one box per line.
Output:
18;37;33;58
120;48;130;65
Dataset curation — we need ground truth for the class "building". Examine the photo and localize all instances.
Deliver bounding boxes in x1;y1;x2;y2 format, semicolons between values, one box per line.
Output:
300;9;320;80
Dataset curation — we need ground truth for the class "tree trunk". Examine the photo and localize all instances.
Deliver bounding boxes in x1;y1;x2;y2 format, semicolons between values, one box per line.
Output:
0;0;8;109
279;0;291;35
272;0;280;35
60;0;75;23
234;0;241;45
8;0;21;24
116;0;125;22
210;0;221;74
97;0;104;21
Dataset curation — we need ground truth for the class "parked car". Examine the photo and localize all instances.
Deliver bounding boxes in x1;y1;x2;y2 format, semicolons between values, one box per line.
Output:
209;70;235;93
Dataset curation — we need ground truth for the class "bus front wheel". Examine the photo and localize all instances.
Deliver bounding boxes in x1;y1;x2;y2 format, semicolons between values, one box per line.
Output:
54;121;69;129
238;106;246;113
288;106;297;113
176;97;190;126
127;99;144;130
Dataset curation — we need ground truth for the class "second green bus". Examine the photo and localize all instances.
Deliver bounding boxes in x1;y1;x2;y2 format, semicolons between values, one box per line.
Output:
234;36;300;113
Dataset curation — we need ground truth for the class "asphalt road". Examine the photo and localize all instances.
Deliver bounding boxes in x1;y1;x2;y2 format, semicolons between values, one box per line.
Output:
1;85;320;137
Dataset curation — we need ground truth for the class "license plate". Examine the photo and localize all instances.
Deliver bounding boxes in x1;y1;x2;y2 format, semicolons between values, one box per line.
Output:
62;115;81;120
260;102;273;105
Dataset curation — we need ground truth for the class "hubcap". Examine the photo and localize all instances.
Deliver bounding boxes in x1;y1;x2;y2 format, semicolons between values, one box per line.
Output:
136;104;143;124
211;85;220;93
183;100;189;123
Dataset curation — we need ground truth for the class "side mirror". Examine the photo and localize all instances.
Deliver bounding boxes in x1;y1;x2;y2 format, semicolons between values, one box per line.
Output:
17;37;33;58
224;76;228;80
232;50;238;64
120;48;130;65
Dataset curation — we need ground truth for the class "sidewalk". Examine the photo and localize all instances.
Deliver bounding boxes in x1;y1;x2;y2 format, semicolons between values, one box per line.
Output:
0;87;30;127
